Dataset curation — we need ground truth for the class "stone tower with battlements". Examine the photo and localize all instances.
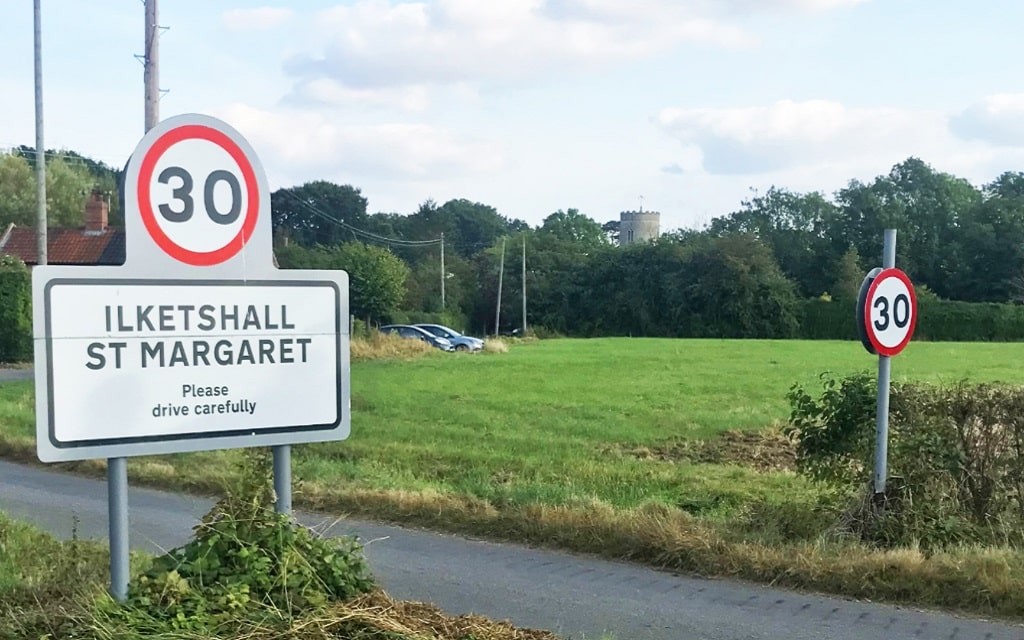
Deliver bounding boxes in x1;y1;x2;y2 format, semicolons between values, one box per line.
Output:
618;209;660;246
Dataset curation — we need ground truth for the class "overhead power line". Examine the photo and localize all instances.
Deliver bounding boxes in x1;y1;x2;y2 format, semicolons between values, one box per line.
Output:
1;146;123;171
277;188;442;247
277;188;524;252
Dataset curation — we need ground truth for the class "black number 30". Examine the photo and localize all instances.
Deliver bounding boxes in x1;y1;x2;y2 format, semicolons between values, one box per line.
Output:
873;293;910;331
157;166;241;225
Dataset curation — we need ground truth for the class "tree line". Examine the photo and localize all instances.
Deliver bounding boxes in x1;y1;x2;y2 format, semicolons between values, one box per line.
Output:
267;157;1024;337
0;147;122;228
4;149;1024;339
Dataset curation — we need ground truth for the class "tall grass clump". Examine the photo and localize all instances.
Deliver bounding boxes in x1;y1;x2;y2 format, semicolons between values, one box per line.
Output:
483;338;510;353
351;332;434;361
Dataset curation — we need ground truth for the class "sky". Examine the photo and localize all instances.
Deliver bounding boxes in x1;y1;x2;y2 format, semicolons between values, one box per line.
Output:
3;1;1024;232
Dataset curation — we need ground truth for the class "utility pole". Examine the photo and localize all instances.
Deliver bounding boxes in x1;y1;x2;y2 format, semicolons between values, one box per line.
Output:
495;238;506;336
144;0;159;132
33;0;46;266
440;232;445;310
521;236;527;336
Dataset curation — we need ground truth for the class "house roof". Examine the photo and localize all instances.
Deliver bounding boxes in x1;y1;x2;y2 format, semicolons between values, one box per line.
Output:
0;225;125;266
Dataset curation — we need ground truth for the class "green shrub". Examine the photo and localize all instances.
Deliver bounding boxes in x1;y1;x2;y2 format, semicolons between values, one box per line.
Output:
785;371;877;486
351;317;372;339
786;373;1024;548
528;325;563;339
797;299;858;341
0;255;31;363
388;310;471;333
114;450;375;633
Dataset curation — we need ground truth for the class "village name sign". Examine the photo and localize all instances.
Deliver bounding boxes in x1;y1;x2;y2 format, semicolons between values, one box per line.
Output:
33;114;351;462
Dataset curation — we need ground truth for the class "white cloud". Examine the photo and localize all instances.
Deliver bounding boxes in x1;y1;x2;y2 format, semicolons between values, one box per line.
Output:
283;0;754;97
656;99;945;175
275;0;872;108
289;78;432;111
653;95;1024;227
794;0;866;8
951;94;1024;147
748;0;867;10
222;8;294;31
549;0;864;20
213;103;504;184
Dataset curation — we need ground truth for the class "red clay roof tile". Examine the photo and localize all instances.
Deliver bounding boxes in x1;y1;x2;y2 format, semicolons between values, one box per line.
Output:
0;226;124;266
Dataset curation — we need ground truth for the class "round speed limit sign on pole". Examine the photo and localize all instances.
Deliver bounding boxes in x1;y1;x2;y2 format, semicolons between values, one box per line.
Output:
863;268;917;357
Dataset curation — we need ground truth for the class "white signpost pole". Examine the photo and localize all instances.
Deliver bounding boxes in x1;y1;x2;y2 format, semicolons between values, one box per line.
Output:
873;229;896;496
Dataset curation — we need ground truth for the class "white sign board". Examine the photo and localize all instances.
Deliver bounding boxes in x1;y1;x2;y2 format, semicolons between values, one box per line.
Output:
34;115;350;462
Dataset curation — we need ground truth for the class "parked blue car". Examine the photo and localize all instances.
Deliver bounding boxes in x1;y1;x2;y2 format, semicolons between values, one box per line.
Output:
380;324;454;351
414;324;485;352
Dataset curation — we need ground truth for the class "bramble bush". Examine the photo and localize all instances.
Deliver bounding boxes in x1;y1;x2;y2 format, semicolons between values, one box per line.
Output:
786;373;1024;548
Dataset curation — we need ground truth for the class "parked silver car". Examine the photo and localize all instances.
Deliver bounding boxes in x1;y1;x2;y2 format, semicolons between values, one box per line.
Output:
380;324;454;351
414;324;485;352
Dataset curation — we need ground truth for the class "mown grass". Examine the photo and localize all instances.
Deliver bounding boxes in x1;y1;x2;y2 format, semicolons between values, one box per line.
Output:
5;338;1024;620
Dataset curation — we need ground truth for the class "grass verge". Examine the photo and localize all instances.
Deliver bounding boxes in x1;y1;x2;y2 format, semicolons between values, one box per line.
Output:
4;338;1024;621
0;508;561;639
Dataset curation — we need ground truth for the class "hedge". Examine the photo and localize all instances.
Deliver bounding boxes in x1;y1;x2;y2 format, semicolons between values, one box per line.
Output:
798;297;1024;342
0;255;32;362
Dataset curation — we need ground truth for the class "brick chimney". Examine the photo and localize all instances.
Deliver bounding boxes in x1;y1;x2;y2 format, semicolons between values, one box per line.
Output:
84;191;108;235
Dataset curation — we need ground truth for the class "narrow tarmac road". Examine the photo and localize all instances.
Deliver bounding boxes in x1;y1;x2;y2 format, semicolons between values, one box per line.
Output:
0;460;1021;640
0;369;33;383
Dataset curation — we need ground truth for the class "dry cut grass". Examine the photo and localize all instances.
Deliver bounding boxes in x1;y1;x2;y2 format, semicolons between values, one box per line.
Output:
351;333;435;361
73;590;561;640
353;333;512;360
483;338;510;353
275;590;560;640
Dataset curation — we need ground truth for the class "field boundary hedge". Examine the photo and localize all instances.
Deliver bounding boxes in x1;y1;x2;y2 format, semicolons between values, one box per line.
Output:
799;297;1024;342
0;256;31;363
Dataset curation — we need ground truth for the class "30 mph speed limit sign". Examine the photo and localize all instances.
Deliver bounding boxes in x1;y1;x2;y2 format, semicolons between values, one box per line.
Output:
135;120;260;266
863;268;917;357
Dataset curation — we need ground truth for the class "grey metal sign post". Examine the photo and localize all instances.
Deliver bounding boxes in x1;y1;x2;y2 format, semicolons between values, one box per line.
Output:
108;457;129;601
273;444;292;514
32;114;351;600
856;229;917;497
874;230;896;494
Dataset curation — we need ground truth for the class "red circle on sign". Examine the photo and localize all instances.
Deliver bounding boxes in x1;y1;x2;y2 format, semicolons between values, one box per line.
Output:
863;268;917;357
137;125;259;266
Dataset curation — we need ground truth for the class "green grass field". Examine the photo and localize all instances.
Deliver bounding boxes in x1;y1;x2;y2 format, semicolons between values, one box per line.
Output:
5;338;1024;519
10;338;1019;512
5;338;1024;617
